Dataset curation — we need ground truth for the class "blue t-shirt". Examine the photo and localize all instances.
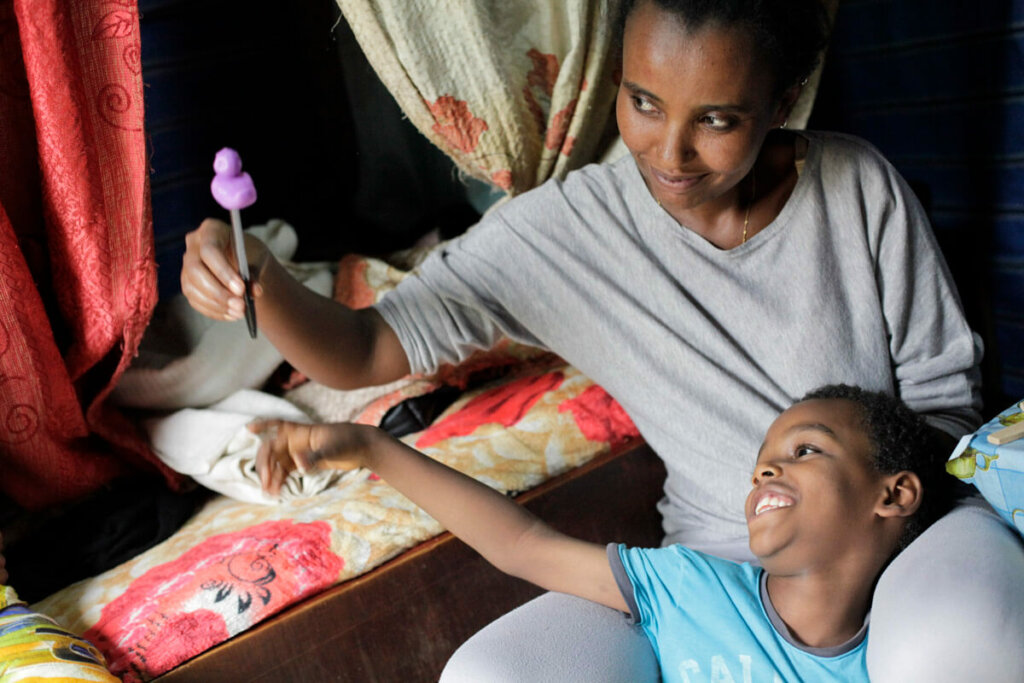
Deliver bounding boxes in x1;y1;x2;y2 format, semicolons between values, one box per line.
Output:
611;545;869;682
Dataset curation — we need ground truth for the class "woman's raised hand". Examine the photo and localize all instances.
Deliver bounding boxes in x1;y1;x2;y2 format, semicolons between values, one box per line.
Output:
249;420;380;497
181;218;269;321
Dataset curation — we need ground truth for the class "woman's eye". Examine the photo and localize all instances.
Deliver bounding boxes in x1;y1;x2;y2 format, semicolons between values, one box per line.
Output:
794;445;819;458
631;95;656;114
701;114;735;131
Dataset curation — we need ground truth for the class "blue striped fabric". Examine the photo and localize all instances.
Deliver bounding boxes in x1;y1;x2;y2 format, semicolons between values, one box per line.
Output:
812;0;1024;409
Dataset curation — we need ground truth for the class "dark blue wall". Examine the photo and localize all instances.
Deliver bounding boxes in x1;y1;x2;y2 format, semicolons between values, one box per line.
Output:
139;0;356;300
139;0;474;302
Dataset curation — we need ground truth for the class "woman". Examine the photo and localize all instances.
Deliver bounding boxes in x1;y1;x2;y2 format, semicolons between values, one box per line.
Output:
181;0;1024;680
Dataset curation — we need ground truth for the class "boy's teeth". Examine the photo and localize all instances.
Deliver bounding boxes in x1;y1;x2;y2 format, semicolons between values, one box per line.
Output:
755;495;793;516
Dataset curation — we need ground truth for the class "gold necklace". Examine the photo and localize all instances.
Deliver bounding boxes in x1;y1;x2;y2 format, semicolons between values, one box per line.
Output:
654;171;757;245
742;171;756;245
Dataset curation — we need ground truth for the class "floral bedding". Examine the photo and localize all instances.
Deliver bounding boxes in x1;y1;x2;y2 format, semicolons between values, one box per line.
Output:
33;362;639;681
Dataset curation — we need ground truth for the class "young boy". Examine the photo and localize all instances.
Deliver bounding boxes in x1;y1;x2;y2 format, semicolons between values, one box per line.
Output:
251;384;952;681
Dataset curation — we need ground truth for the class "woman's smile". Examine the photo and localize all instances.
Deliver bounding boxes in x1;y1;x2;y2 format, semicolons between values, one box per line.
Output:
647;167;707;193
616;1;793;240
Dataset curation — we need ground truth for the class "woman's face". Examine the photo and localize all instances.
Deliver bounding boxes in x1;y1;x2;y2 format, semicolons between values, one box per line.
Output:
616;2;792;220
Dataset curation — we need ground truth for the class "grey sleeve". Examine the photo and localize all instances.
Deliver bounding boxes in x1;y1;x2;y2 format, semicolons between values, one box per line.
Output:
870;160;983;437
607;543;641;624
373;215;547;376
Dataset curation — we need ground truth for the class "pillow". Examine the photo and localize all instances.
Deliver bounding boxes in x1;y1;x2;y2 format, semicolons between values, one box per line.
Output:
946;399;1024;536
0;586;118;681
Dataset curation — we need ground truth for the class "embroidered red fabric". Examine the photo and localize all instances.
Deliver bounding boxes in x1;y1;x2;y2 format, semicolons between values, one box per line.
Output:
0;0;179;509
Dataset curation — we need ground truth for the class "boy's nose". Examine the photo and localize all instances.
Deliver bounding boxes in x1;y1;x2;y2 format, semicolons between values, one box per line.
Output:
751;463;782;486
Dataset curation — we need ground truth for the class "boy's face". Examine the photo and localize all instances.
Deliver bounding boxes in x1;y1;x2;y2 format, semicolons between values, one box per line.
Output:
745;398;889;574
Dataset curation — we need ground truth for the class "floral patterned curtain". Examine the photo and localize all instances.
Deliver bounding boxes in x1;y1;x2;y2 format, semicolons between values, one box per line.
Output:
335;0;623;197
0;0;176;510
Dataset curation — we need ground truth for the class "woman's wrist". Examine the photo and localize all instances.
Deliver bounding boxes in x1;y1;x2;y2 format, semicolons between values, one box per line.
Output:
242;234;271;278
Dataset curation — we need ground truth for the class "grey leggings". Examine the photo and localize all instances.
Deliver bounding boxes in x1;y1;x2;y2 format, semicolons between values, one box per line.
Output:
440;502;1024;682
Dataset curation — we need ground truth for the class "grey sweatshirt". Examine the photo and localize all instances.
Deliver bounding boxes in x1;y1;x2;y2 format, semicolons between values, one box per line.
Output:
376;130;982;554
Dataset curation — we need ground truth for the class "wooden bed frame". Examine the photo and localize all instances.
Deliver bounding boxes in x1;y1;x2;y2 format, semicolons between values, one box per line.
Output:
156;439;666;682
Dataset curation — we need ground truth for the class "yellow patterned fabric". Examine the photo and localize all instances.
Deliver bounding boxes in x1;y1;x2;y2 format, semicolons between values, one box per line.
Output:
0;585;117;682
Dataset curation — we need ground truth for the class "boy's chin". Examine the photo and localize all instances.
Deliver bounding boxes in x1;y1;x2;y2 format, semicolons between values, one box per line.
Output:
747;530;796;568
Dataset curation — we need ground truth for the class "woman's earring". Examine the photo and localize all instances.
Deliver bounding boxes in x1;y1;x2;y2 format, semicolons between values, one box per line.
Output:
780;119;788;129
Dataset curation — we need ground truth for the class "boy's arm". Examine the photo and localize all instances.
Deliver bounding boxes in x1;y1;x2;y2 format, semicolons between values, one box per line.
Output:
251;420;628;613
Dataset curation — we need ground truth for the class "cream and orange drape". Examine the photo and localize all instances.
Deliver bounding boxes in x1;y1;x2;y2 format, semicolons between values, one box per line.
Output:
335;0;833;198
336;0;623;197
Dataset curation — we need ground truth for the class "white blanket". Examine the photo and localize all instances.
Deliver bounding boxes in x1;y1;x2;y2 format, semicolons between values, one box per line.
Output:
143;389;356;504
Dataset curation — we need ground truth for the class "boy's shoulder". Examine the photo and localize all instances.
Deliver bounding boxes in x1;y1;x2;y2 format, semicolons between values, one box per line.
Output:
619;544;760;592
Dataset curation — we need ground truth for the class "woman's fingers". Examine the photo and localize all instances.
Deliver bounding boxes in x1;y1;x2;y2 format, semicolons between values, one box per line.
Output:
181;218;248;319
181;261;245;320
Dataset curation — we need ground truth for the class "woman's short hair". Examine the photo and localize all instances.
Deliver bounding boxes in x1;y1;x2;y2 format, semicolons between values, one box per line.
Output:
617;0;833;97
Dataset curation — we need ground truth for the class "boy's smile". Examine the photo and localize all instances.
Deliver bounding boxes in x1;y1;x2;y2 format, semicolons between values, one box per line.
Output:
745;398;888;574
751;488;795;517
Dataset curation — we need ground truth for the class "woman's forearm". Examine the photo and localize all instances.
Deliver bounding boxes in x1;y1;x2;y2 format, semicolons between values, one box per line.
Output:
255;257;410;389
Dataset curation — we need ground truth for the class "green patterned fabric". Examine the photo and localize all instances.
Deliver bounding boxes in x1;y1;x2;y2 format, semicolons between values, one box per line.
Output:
0;585;117;682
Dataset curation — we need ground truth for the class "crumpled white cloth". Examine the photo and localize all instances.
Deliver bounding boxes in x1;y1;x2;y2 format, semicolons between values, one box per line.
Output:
111;220;333;410
144;389;355;504
119;219;348;503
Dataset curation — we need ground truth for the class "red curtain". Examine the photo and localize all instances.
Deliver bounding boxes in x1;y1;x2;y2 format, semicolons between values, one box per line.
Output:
0;0;178;510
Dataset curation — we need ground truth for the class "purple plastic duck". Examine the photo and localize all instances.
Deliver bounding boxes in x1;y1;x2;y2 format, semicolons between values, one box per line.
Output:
211;147;258;338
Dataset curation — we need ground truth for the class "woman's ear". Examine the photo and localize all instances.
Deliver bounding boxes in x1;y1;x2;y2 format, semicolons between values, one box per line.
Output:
771;84;803;128
876;471;923;519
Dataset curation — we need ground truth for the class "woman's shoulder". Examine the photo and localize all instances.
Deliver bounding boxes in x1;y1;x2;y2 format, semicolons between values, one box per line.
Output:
553;155;640;196
799;130;911;198
496;156;642;224
800;130;897;172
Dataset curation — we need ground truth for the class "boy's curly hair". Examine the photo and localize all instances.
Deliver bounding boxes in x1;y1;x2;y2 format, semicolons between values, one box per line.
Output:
801;384;956;553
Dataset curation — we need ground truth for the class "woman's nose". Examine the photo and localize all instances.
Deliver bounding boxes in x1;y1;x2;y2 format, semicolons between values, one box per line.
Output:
658;123;696;167
751;463;782;486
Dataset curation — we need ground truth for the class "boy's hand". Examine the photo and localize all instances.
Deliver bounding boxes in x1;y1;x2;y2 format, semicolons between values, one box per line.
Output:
249;420;379;496
181;218;269;322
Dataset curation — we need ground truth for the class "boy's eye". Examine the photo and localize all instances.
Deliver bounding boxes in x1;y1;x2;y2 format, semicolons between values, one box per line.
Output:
794;444;819;458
